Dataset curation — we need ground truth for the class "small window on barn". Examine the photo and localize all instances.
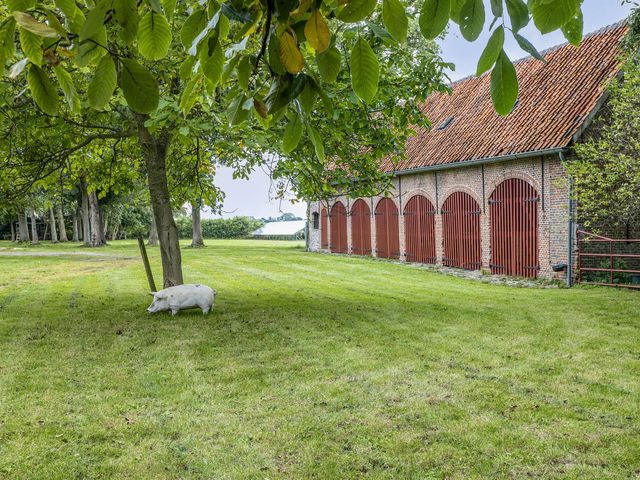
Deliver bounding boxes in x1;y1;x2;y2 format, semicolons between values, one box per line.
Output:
312;212;319;229
436;117;454;130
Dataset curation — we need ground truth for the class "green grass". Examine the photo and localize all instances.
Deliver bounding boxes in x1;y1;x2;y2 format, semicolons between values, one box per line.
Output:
0;239;639;479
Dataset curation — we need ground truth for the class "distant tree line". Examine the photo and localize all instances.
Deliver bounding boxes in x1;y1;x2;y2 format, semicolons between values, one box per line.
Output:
175;216;263;240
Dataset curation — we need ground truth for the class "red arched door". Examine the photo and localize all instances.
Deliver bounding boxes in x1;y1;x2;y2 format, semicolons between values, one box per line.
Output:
320;208;328;249
490;178;539;278
404;195;436;264
441;192;481;270
375;198;400;259
330;202;347;253
351;199;372;255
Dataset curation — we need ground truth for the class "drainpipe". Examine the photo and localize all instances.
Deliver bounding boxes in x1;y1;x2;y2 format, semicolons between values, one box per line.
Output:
305;201;310;251
560;151;574;287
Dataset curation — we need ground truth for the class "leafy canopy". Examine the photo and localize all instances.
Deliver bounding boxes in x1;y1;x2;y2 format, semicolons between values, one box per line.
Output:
0;0;587;134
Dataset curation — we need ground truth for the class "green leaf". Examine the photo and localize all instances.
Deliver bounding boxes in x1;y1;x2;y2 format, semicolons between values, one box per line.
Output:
88;54;117;109
305;9;331;52
529;0;580;34
114;0;139;44
7;0;36;12
449;0;465;23
350;36;379;103
163;0;177;21
19;27;43;66
307;123;325;161
476;25;503;76
337;0;377;23
80;2;107;41
179;55;196;79
75;25;107;66
237;56;251;90
279;30;304;74
181;10;207;49
54;0;85;34
298;78;317;112
202;43;225;86
283;113;303;153
268;32;285;75
491;49;518;116
459;0;484;42
12;12;60;38
316;45;341;83
53;65;80;113
226;93;251;126
0;18;17;71
137;11;172;60
179;75;201;114
490;0;503;17
513;31;545;61
27;64;59;115
505;0;528;31
119;58;159;113
561;9;583;46
382;0;408;43
419;0;450;40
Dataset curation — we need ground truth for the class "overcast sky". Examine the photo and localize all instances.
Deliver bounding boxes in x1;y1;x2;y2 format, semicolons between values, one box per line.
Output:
206;1;633;220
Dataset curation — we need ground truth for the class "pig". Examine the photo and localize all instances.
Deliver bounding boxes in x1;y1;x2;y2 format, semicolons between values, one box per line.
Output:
147;284;217;316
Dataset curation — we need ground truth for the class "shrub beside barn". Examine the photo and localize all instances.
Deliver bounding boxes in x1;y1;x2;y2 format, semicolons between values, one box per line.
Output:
308;23;634;283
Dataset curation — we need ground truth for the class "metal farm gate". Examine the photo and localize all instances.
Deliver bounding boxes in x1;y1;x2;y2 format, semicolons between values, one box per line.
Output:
351;199;372;255
577;230;640;289
375;198;400;259
403;195;436;264
489;178;540;278
441;192;481;270
330;202;348;253
321;208;328;249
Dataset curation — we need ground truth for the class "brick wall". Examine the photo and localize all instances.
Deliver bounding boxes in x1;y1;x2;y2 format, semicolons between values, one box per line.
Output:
308;154;573;280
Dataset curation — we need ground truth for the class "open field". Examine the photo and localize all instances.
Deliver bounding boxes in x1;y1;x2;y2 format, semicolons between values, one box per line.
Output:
0;239;639;479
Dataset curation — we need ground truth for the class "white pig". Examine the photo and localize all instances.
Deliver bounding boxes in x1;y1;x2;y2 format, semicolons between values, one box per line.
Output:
147;284;216;316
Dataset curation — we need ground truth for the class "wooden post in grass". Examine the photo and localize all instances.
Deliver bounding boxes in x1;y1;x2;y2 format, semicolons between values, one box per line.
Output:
137;236;157;293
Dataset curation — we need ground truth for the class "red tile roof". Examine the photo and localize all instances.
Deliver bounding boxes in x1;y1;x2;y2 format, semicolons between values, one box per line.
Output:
382;22;628;173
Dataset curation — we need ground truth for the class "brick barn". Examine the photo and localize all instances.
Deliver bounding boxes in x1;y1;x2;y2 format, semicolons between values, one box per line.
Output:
307;23;627;282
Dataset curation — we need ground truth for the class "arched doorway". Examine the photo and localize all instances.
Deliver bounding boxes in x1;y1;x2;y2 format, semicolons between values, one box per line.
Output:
330;202;347;253
441;192;481;270
320;207;328;249
489;178;539;278
375;198;400;259
404;195;436;264
351;199;372;255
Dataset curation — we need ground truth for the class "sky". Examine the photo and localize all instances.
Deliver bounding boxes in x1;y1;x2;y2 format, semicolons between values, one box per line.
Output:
205;0;634;220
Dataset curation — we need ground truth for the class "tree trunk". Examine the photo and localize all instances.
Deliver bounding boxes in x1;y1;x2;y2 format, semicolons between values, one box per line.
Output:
88;191;105;247
72;209;80;242
29;209;39;244
148;216;159;246
49;207;59;243
80;181;91;246
56;205;68;242
137;116;183;288
10;221;15;241
18;212;30;242
99;205;107;245
190;201;205;248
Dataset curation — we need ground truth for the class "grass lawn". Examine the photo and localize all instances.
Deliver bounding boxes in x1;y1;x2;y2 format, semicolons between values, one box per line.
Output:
0;239;639;479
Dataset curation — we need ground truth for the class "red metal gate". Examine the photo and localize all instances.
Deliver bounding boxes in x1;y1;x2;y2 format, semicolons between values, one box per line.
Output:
489;178;539;278
330;202;348;253
577;230;640;289
351;199;372;255
375;198;400;259
321;207;328;249
442;192;481;270
404;195;436;264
